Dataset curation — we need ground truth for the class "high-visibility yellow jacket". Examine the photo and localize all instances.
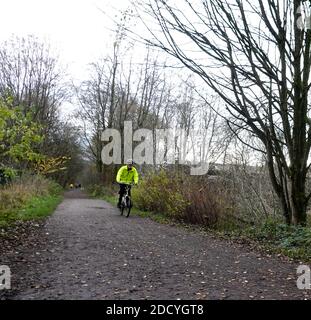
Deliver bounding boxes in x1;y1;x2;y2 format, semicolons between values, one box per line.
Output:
116;165;139;184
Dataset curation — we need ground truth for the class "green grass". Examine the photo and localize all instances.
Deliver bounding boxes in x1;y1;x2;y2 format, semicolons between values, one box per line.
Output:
213;219;311;263
0;194;63;228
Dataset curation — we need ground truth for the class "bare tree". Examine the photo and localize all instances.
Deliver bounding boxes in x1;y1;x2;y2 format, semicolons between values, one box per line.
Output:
74;60;109;173
133;0;311;225
76;45;177;175
0;35;67;138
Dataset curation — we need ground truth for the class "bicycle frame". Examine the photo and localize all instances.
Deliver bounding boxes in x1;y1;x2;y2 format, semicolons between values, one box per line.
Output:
119;183;133;217
121;185;131;204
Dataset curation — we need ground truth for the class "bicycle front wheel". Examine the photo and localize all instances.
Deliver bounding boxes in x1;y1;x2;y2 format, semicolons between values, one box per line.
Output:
126;199;132;218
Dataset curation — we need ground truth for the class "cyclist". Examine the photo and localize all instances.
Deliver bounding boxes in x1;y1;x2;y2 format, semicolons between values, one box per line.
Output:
116;159;139;208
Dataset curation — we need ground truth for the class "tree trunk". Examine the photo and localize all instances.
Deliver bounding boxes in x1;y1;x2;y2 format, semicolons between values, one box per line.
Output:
290;172;307;226
279;191;291;226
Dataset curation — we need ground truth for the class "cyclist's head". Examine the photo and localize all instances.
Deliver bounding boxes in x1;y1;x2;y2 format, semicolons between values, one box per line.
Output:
126;159;133;168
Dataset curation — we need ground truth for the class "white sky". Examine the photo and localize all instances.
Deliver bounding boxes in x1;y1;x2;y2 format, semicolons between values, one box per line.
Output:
0;0;142;116
0;0;208;118
0;0;134;80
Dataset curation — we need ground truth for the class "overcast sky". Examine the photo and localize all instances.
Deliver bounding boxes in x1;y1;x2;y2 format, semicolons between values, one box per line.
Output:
0;0;143;117
0;0;200;117
0;0;135;80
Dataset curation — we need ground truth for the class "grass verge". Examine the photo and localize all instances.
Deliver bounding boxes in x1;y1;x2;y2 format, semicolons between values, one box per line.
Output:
0;176;63;228
215;220;311;263
0;193;63;228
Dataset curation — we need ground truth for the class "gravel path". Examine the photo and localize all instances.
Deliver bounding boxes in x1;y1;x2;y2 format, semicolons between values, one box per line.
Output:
1;190;310;300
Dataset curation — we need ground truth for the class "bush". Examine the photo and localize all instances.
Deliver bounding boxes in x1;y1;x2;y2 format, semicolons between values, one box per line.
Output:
132;170;187;217
183;177;235;227
48;180;63;196
132;170;235;227
221;164;281;224
88;184;116;198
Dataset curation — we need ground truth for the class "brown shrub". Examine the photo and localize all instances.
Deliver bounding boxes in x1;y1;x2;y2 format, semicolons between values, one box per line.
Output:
133;170;236;227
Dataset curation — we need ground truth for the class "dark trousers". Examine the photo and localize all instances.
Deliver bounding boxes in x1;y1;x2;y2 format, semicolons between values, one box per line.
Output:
118;184;131;205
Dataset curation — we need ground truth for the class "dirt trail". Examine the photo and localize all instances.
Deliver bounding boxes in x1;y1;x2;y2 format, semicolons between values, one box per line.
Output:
0;189;310;300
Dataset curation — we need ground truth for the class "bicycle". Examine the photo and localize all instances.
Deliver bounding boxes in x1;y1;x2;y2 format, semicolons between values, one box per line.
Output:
119;183;133;218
